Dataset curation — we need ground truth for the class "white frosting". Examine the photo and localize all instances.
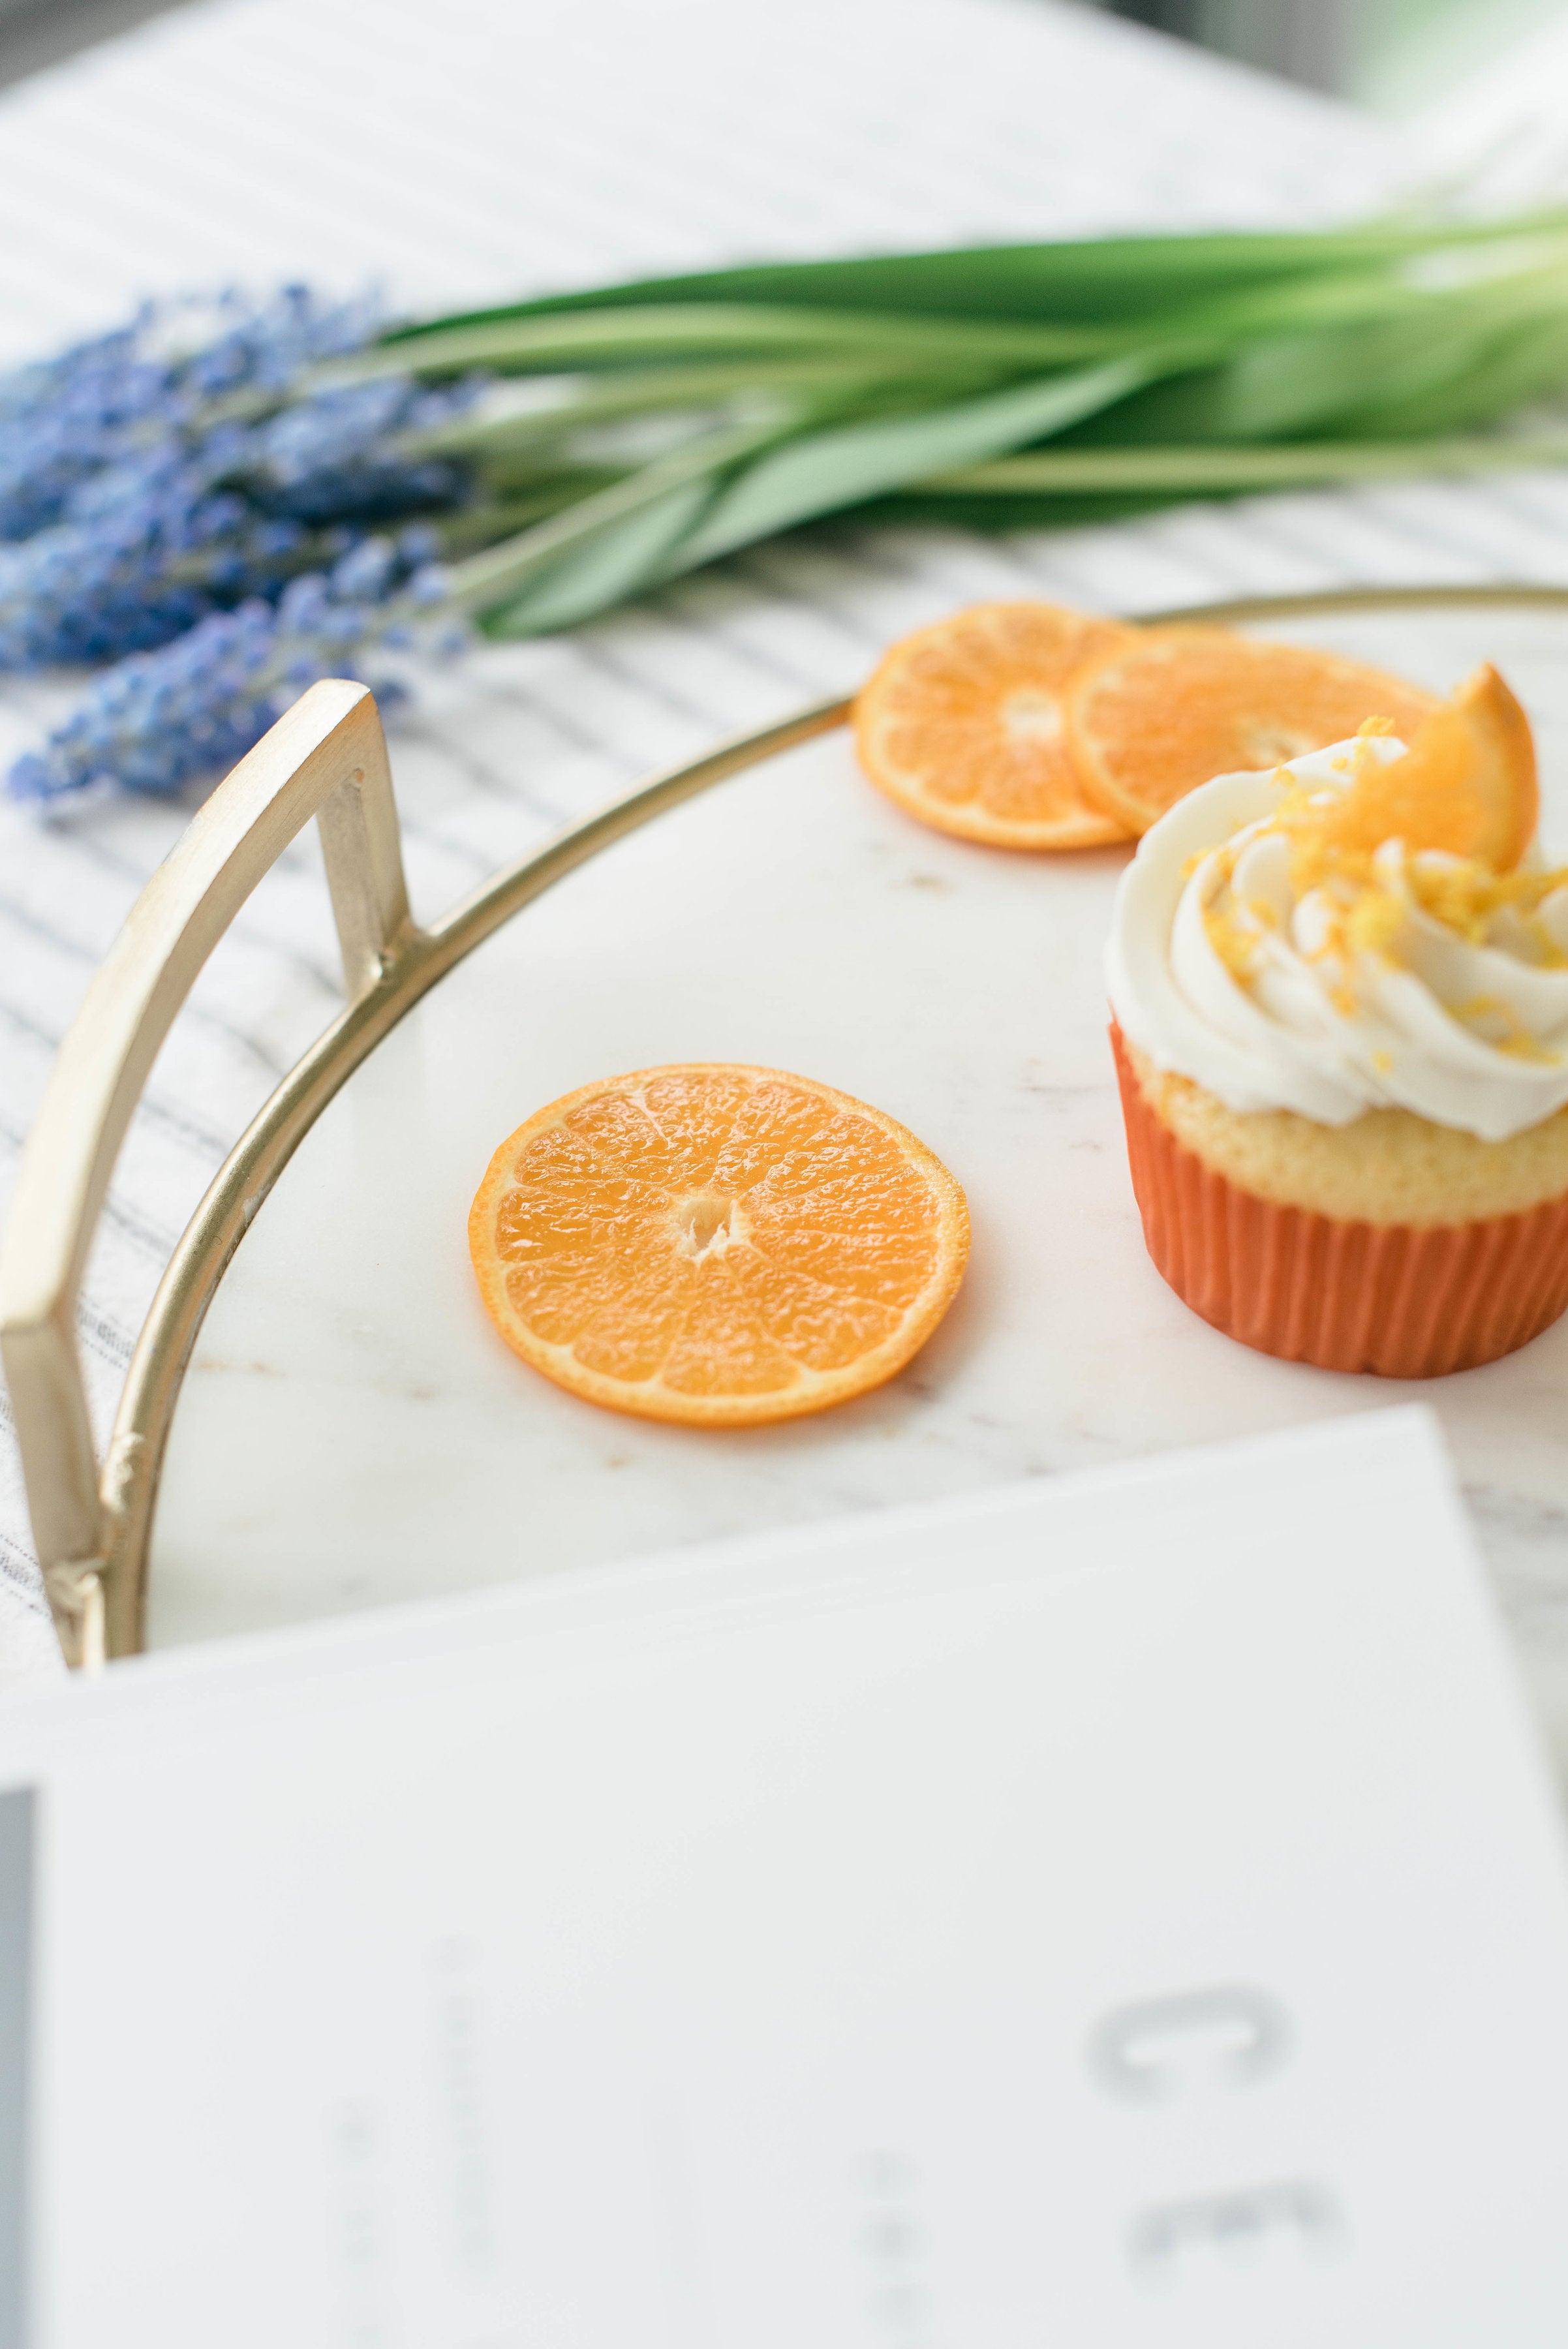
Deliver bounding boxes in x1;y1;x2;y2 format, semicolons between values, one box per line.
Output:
1105;739;1568;1143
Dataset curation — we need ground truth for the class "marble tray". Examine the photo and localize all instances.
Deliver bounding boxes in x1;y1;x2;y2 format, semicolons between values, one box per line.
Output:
22;590;1568;1763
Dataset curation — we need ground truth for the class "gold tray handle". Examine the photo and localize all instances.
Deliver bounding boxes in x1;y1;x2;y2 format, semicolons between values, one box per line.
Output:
0;683;413;1668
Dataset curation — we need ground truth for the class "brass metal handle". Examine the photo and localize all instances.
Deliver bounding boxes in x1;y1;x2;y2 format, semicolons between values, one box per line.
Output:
0;683;413;1669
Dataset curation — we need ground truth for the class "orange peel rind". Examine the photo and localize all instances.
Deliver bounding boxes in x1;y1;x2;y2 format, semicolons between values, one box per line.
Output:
1321;662;1537;872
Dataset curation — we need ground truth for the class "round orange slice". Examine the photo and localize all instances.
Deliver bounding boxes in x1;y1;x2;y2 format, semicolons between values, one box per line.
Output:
853;600;1137;849
469;1064;970;1426
1067;627;1439;833
1319;662;1537;870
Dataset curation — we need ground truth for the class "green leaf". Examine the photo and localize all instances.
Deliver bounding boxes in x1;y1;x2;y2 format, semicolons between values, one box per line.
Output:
478;476;719;635
868;486;1174;530
658;356;1154;573
1056;276;1568;448
1170;315;1519;442
381;210;1568;333
441;414;779;615
1330;313;1568;438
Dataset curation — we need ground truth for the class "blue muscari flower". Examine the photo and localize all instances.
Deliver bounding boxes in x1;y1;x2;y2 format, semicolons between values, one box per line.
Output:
7;531;453;803
0;325;168;542
0;285;383;543
0;444;313;666
0;372;479;669
238;376;478;523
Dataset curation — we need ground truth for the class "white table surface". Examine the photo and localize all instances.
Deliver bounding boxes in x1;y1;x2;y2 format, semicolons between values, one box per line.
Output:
5;0;1568;1697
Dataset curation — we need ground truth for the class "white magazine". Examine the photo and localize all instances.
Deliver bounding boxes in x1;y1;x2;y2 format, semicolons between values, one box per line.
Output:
2;1405;1568;2345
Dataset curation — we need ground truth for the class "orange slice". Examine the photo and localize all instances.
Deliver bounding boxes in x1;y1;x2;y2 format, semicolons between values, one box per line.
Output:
853;600;1137;849
1317;663;1537;870
469;1064;970;1426
1067;626;1440;833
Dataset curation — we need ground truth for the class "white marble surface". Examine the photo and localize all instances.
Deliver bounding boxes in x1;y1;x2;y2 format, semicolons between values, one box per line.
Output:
153;599;1568;1762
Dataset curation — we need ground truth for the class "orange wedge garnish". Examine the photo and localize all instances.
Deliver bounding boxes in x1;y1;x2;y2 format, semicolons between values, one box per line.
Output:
1067;627;1439;833
469;1064;970;1426
1316;664;1537;870
853;600;1137;849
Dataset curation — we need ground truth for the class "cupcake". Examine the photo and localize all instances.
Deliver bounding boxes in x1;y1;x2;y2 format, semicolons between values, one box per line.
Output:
1105;666;1568;1377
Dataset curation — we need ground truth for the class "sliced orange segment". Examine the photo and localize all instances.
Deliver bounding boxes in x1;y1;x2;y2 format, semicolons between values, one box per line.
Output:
469;1064;970;1426
1067;626;1439;833
1317;663;1537;870
853;600;1137;849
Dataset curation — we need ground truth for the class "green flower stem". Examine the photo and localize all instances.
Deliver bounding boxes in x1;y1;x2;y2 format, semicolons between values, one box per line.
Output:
437;411;787;615
326;302;1116;386
922;434;1568;495
431;480;628;546
401;353;1007;459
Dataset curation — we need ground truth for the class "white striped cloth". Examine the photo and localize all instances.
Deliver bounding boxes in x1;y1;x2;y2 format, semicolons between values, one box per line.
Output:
1;0;1565;1686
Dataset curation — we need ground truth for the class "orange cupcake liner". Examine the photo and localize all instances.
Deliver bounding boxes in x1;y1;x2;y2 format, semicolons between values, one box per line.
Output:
1110;1022;1568;1378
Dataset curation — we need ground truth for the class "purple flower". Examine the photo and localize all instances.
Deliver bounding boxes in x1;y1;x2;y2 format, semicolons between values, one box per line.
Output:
236;376;478;523
0;325;170;542
0;363;481;669
0;446;314;666
7;532;452;803
0;286;384;543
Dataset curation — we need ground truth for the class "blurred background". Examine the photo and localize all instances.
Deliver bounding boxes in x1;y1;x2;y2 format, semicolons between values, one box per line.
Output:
0;0;1561;106
1098;0;1563;111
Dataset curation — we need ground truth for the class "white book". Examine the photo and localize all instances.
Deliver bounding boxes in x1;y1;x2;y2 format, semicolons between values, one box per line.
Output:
3;1404;1568;2346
